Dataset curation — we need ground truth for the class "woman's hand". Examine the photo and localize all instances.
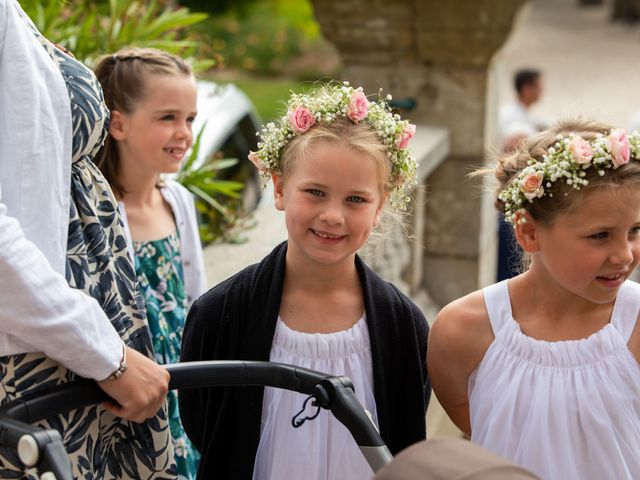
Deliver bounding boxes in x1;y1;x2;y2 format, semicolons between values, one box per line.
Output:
98;347;170;423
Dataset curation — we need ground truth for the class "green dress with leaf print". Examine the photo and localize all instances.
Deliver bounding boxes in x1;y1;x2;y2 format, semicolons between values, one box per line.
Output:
133;231;200;480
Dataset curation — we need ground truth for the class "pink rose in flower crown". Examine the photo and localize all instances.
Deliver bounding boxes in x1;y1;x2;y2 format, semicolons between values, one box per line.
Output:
520;170;545;200
347;91;369;123
395;123;416;149
608;128;631;167
568;136;593;165
288;106;315;133
248;151;266;173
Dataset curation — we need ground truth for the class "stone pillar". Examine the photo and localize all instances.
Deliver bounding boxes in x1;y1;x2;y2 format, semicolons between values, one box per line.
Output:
312;0;526;306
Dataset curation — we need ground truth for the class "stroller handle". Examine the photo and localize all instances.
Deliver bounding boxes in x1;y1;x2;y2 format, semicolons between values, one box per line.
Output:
0;361;392;478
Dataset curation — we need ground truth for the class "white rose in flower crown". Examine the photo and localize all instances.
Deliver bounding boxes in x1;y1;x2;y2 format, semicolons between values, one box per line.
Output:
520;170;545;200
568;136;593;165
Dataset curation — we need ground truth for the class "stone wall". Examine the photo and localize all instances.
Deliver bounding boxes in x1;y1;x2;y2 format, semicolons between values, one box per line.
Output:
312;0;527;306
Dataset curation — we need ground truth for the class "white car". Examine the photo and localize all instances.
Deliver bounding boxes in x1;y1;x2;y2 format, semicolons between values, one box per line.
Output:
190;80;263;211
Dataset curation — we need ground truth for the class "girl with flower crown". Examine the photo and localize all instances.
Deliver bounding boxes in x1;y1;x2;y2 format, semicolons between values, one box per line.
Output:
179;82;430;479
428;119;640;480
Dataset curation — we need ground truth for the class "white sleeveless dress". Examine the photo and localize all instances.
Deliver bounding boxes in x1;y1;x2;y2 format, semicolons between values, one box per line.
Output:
252;315;378;480
469;280;640;480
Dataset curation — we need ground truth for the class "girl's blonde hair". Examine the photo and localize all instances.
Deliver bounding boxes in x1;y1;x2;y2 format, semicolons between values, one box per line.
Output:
281;116;392;197
488;119;640;226
94;47;193;196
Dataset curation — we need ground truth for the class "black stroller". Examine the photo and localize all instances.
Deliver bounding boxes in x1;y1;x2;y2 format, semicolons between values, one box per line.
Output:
0;360;392;479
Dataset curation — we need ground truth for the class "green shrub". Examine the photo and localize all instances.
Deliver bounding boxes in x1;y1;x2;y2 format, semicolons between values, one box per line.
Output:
193;0;335;78
174;123;245;245
21;0;213;70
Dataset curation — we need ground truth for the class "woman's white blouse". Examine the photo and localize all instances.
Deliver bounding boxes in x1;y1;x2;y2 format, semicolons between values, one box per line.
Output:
253;316;378;480
469;280;640;480
0;0;122;381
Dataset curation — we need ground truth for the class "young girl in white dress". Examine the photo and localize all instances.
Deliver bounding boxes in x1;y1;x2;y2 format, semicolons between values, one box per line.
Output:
428;119;640;480
179;82;430;480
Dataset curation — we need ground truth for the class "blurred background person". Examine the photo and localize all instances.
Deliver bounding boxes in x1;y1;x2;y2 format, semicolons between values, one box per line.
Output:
498;68;547;154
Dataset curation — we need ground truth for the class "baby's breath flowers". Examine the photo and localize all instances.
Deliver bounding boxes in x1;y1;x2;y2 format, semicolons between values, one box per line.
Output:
248;81;418;209
499;128;640;224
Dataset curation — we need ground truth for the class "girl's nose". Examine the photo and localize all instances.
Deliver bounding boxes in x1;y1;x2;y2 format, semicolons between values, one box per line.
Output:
176;121;192;141
610;239;634;265
319;204;344;225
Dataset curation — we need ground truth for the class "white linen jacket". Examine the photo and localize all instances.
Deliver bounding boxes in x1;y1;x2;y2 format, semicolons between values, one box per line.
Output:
0;0;122;381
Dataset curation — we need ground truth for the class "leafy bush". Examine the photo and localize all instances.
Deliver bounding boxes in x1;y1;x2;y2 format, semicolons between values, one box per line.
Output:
174;124;245;244
192;0;338;78
21;0;214;70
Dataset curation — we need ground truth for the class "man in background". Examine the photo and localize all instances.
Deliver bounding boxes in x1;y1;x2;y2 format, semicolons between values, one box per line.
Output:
496;68;547;281
498;68;547;153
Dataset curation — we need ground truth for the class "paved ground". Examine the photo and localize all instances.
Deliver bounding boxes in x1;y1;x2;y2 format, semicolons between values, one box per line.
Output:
200;0;640;438
495;0;640;130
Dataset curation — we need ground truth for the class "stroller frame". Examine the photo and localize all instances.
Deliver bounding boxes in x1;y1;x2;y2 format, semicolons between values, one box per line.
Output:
0;360;392;479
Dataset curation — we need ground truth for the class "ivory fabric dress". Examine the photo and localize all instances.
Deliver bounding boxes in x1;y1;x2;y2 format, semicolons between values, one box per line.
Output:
252;316;378;480
469;280;640;480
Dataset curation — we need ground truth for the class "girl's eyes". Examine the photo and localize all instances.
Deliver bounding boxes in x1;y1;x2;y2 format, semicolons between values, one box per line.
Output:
160;114;196;122
304;190;367;203
588;227;640;240
589;232;608;240
306;189;324;197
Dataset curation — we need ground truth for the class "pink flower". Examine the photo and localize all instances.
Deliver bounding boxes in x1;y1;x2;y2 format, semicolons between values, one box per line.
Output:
347;91;369;123
520;171;544;200
288;106;315;133
608;128;631;167
568;136;593;165
395;123;416;149
248;151;265;173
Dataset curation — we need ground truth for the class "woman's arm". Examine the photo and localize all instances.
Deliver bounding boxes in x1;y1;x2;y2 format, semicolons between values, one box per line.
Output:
427;291;494;436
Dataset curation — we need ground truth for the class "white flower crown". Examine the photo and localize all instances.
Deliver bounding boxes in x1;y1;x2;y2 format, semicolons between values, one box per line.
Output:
248;81;418;209
499;128;640;224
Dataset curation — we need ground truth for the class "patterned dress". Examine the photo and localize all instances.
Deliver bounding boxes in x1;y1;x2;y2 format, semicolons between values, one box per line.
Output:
0;7;176;479
133;232;200;480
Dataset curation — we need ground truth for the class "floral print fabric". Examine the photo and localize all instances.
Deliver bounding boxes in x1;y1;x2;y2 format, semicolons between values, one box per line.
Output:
134;232;200;480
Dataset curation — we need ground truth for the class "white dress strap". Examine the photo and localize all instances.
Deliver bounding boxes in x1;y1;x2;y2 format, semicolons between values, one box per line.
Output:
482;280;511;335
610;281;640;343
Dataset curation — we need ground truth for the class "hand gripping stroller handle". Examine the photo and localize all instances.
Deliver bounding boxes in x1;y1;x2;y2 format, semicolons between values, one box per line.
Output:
0;361;392;474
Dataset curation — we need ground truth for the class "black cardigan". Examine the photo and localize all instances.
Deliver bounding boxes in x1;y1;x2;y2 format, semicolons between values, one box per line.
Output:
180;241;430;479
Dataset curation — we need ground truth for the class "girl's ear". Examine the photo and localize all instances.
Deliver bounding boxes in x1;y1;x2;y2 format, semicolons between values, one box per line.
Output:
373;199;385;227
513;211;541;253
272;173;285;211
108;110;128;140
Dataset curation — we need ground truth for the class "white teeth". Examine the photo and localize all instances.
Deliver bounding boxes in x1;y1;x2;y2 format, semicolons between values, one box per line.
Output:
600;274;621;280
314;230;341;239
